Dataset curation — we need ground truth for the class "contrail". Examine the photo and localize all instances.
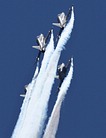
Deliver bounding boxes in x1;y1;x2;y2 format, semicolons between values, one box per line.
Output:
27;30;54;103
43;58;73;138
12;31;54;138
11;6;74;138
11;31;54;138
11;61;39;138
39;30;54;73
28;7;75;138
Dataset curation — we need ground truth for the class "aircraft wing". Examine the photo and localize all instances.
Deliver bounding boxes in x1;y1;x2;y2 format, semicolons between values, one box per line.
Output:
20;94;26;97
52;23;61;28
32;46;41;50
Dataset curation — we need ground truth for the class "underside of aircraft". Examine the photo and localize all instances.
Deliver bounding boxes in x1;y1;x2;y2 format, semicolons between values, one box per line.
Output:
56;59;71;91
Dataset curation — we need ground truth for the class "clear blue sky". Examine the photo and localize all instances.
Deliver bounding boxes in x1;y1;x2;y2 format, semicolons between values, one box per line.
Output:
0;0;106;138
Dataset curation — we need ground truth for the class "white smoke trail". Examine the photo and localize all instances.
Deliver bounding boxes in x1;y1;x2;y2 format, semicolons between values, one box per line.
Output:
11;61;39;138
28;30;54;103
43;58;73;138
29;7;75;138
12;31;54;138
11;7;74;138
40;30;54;73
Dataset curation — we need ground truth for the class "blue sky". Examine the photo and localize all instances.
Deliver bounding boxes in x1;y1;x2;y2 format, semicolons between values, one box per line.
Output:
0;0;106;138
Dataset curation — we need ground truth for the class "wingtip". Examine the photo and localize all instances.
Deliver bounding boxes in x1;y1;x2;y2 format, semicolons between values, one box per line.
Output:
20;94;25;98
32;46;35;48
32;46;38;49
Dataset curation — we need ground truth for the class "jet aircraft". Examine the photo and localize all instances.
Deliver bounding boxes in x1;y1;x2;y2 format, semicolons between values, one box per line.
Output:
56;59;71;90
53;7;72;40
20;85;28;97
32;30;52;62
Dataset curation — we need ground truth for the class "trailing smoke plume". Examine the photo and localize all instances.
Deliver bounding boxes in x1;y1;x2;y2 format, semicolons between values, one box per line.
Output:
11;6;74;138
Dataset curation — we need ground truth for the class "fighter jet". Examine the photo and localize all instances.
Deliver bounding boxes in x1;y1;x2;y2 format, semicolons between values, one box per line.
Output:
56;59;71;90
32;30;52;62
20;85;28;97
53;8;72;29
53;7;72;40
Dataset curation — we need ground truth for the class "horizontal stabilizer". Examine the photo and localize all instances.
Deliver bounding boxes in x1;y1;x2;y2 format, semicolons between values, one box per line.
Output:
20;94;25;98
52;23;61;28
32;46;40;50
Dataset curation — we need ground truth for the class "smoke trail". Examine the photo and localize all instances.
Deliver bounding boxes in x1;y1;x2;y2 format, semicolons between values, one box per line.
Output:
12;31;54;138
11;7;74;138
11;61;39;138
40;30;54;73
28;30;54;103
43;58;73;138
29;7;75;138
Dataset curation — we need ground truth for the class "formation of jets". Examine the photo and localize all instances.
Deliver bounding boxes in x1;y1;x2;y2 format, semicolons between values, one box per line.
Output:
20;7;72;97
32;7;72;62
